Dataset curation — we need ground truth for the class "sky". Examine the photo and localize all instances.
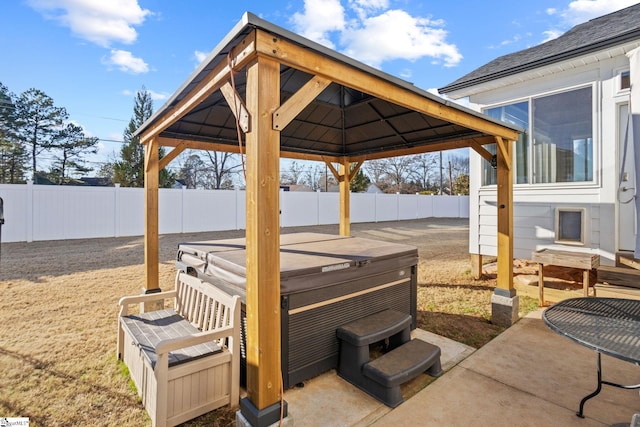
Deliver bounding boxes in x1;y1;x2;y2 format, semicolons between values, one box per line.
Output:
1;0;639;174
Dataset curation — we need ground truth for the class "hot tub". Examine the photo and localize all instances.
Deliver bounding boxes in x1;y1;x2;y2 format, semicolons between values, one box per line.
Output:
176;232;418;388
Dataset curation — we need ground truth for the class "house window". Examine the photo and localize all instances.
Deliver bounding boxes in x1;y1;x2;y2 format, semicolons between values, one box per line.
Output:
621;70;630;90
483;101;529;185
482;86;593;186
555;208;585;245
533;87;593;183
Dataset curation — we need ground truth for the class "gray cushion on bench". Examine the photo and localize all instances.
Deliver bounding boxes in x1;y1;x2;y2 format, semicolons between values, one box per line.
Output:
120;308;222;368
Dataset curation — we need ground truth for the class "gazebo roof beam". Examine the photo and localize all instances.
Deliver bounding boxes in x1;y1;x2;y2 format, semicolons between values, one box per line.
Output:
140;31;257;145
254;29;519;142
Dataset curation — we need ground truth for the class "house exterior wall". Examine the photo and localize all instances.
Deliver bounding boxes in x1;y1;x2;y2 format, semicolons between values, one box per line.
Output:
467;48;635;265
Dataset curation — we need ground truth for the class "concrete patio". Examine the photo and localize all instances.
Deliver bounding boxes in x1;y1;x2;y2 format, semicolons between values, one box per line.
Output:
284;309;640;426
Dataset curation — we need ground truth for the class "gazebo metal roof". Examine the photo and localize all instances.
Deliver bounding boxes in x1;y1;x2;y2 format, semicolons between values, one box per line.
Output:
136;12;521;162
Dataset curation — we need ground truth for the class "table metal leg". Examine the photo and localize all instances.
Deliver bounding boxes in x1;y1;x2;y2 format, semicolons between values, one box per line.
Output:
577;352;603;418
578;351;640;418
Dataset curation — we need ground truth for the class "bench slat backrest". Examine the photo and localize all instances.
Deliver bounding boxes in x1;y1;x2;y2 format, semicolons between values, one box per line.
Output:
175;272;237;334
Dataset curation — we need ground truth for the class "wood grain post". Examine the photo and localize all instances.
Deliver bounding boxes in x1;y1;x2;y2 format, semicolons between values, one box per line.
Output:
243;55;283;414
470;253;483;279
143;137;161;312
538;263;545;306
339;159;351;236
492;137;518;327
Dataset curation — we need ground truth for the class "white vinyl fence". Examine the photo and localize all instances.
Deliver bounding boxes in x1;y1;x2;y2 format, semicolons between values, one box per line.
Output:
0;182;469;243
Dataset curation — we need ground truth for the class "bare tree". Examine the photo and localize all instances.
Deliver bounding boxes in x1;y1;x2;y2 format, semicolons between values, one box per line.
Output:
204;151;242;189
304;163;324;191
447;153;470;195
281;161;306;185
410;153;438;192
365;156;417;193
179;153;207;188
364;159;389;191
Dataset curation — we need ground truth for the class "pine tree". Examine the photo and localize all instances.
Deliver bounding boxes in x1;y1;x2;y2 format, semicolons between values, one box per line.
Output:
350;168;370;193
0;83;28;183
113;87;175;187
49;123;99;184
14;88;68;183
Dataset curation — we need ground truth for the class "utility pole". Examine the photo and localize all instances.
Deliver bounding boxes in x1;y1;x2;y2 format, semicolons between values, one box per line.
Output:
449;160;454;195
439;151;443;195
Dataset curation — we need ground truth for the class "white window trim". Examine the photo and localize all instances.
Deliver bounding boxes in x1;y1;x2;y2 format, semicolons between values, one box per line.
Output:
480;83;599;189
614;67;631;96
555;207;586;246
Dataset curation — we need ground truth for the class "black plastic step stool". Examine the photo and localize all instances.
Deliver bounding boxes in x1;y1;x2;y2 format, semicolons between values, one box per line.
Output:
336;309;442;407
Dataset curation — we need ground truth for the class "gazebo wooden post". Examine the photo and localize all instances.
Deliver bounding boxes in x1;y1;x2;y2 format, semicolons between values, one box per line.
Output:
339;159;351;236
239;55;288;426
491;137;518;327
143;137;161;311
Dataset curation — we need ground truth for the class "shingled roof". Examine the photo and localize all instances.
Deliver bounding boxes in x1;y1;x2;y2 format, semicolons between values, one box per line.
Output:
439;3;640;95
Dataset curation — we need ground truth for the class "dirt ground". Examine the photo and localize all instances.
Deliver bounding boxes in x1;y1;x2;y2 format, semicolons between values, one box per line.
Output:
0;218;534;426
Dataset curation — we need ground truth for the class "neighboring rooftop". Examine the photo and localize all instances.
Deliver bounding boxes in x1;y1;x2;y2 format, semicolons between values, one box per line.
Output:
439;3;640;95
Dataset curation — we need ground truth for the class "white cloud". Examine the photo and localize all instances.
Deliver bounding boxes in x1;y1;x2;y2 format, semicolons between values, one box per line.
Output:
291;1;460;69
539;0;637;46
27;0;151;47
147;90;169;101
194;50;208;64
561;0;638;25
399;68;412;79
105;49;149;74
489;34;523;49
541;29;563;43
121;88;167;101
348;0;389;20
291;0;346;49
341;9;462;68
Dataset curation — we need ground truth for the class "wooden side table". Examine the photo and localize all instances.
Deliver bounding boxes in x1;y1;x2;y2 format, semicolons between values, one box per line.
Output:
531;249;600;306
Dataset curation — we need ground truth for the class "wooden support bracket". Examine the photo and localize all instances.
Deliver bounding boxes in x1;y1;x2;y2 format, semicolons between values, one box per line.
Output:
325;161;341;182
348;161;363;182
158;141;188;171
273;75;332;130
144;137;157;173
220;81;251;133
139;31;257;145
495;136;512;171
468;139;494;163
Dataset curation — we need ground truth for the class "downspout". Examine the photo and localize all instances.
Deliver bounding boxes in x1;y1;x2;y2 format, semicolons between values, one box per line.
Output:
626;47;640;258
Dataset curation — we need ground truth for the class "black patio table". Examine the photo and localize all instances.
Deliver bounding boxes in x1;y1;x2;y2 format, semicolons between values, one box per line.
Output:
543;297;640;417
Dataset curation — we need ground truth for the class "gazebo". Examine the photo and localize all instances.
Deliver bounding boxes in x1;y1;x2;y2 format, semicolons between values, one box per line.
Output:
135;12;521;426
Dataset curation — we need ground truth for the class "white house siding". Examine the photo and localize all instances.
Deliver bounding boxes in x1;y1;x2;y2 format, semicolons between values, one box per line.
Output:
468;47;636;265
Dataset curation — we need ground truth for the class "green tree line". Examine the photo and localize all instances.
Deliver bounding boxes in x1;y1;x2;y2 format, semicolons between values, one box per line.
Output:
0;81;468;193
0;82;174;187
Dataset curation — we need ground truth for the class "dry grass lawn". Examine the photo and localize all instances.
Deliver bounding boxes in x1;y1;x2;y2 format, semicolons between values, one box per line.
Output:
0;218;537;426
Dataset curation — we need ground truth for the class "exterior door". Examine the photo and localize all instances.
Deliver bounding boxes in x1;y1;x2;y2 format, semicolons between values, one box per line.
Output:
618;102;636;251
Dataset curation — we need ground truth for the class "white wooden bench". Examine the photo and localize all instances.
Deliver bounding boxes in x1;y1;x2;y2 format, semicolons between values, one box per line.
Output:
117;271;240;427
